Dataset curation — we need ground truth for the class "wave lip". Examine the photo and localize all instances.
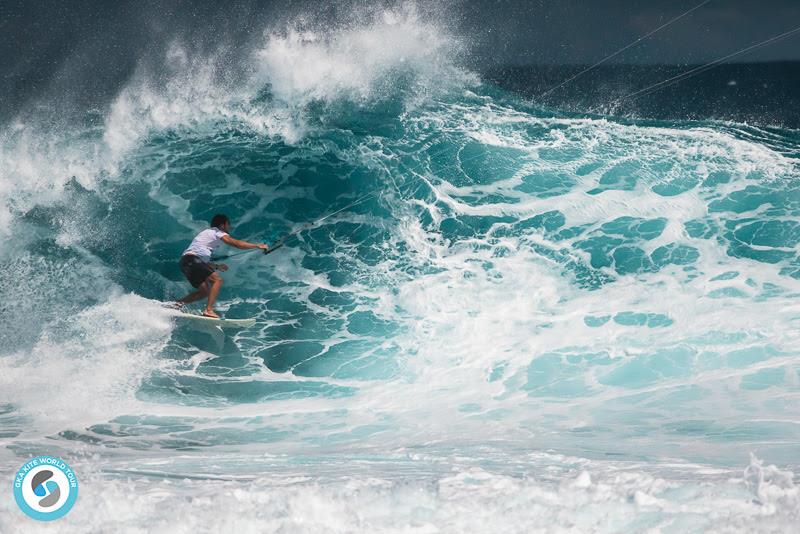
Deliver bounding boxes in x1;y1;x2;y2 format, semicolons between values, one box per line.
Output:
103;5;475;154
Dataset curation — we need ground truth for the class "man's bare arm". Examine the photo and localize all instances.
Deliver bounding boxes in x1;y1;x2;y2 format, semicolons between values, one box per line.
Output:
221;235;268;251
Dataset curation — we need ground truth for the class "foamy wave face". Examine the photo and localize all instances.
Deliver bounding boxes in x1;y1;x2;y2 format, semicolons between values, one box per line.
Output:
47;91;794;466
257;99;798;462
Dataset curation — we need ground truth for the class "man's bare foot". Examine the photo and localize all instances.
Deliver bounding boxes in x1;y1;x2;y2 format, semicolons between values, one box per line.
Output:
202;309;220;319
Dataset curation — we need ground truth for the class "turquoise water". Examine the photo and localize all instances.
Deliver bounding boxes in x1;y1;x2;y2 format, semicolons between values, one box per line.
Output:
1;10;799;532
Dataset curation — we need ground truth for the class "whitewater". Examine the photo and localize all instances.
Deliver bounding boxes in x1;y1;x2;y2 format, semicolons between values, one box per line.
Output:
1;7;799;532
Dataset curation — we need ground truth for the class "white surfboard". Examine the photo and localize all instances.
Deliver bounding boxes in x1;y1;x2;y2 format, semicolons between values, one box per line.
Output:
163;307;257;329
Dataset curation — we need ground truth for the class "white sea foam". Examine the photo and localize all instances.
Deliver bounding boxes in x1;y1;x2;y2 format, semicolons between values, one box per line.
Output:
252;5;472;110
0;452;797;533
0;294;174;437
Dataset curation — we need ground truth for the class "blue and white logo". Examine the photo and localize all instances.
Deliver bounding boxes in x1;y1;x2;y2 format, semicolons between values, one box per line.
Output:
13;456;78;521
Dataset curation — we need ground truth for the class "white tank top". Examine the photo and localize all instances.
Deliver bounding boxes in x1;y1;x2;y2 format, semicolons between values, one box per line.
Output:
182;228;228;261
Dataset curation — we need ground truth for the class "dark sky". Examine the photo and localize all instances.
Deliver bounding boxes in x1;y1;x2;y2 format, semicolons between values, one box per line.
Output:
467;0;800;65
1;0;799;121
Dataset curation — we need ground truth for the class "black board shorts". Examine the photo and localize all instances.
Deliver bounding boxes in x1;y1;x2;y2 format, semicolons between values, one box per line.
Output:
180;254;214;288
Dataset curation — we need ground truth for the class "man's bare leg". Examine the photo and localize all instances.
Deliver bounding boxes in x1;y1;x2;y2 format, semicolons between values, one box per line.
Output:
177;282;209;306
203;273;223;318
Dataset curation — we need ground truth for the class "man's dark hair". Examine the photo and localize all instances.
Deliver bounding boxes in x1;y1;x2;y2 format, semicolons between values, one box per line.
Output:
210;214;229;229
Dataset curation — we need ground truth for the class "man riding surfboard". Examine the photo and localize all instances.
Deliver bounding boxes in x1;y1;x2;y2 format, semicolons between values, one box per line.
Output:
175;214;268;318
